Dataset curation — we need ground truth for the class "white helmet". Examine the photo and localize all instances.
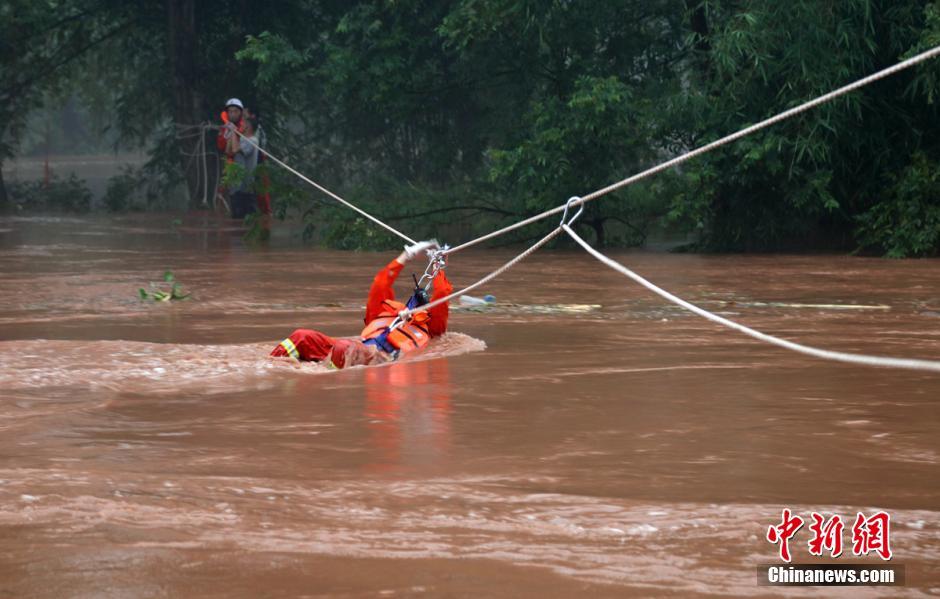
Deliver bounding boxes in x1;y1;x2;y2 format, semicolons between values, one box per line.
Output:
225;98;244;109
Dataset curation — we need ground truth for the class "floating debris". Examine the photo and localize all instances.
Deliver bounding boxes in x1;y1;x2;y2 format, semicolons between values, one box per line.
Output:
712;300;891;311
455;300;601;315
139;270;191;302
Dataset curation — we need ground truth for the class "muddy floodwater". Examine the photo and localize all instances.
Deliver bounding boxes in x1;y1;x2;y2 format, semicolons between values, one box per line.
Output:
1;215;939;597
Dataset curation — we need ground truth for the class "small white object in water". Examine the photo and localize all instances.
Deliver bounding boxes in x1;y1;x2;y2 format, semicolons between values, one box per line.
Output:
20;494;39;503
459;294;496;306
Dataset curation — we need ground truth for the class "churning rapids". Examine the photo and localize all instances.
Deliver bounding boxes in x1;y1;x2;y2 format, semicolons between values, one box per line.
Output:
1;215;939;597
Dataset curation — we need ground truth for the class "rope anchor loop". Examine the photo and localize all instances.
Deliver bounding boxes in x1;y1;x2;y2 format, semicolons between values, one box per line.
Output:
560;196;584;227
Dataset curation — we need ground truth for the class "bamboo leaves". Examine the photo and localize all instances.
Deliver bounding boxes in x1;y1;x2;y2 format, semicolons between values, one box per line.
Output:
138;271;190;302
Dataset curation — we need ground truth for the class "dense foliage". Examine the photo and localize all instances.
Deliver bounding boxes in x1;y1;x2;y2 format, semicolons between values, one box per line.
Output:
2;0;939;255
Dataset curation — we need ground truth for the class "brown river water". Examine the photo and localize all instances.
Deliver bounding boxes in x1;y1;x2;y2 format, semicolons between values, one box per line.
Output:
1;215;939;597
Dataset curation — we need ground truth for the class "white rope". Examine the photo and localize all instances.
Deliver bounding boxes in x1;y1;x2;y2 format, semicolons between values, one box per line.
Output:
562;224;940;373
178;129;205;204
230;127;416;244
174;122;213;207
444;43;940;255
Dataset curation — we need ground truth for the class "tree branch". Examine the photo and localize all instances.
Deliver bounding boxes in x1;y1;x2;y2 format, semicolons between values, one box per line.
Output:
383;204;518;221
4;5;107;49
2;19;136;104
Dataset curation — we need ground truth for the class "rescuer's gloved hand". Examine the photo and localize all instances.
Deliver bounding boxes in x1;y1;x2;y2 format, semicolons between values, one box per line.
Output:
403;239;439;260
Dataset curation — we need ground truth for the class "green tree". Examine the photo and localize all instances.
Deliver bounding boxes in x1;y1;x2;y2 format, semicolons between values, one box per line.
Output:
439;0;685;245
665;0;940;254
238;0;687;247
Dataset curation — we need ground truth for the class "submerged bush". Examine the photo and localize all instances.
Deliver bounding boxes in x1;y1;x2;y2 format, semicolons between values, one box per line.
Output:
9;174;92;212
103;165;174;212
856;153;940;258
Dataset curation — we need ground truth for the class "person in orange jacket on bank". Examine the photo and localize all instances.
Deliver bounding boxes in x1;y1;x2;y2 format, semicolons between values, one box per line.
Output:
271;240;452;369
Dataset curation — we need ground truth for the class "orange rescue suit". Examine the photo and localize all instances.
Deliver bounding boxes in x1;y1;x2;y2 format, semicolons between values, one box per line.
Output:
270;258;452;367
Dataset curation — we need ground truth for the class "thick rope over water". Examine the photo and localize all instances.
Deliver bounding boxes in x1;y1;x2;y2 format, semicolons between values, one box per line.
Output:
562;223;940;373
442;43;940;256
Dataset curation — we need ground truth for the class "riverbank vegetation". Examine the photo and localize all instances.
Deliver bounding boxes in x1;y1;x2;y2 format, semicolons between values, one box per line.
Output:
2;1;939;255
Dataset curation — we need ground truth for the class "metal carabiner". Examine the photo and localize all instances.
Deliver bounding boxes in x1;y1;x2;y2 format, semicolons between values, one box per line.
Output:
560;196;584;227
417;245;448;290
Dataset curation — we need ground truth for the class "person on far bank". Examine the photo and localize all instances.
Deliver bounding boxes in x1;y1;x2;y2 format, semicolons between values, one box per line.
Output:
225;112;261;219
216;98;244;152
214;98;246;211
247;108;272;218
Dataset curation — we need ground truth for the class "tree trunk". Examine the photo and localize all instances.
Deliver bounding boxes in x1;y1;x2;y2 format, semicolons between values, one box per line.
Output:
685;0;711;79
166;0;202;208
590;218;606;248
0;162;8;212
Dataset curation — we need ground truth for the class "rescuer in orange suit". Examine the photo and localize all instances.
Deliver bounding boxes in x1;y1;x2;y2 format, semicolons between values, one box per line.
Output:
271;240;452;369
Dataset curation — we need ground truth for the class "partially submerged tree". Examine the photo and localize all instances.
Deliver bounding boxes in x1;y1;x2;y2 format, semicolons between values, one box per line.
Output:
0;0;133;209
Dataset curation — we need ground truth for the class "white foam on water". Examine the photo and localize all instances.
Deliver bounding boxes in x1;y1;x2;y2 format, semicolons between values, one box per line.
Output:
1;471;936;596
0;332;486;397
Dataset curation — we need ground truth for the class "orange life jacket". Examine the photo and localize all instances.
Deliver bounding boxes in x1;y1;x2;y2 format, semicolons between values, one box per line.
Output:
218;111;246;157
360;299;431;354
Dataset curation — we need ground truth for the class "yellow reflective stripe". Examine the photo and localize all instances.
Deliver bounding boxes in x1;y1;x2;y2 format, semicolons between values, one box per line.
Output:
279;338;300;360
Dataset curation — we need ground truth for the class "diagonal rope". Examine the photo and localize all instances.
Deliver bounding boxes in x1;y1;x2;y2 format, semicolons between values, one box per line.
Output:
562;224;940;373
443;43;940;255
229;127;416;244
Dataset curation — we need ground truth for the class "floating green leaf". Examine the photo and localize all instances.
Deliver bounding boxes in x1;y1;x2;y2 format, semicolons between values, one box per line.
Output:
139;272;191;302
